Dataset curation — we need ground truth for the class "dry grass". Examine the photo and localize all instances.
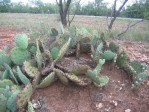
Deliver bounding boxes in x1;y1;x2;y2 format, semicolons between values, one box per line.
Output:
0;13;149;42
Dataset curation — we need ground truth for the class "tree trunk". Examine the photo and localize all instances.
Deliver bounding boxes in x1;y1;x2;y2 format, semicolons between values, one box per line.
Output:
56;0;72;27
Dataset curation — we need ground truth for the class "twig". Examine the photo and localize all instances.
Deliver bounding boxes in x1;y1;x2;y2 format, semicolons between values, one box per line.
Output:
116;19;144;37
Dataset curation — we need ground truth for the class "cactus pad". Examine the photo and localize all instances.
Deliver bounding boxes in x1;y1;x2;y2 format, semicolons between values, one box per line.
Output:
53;69;69;85
7;90;20;112
14;34;28;49
16;66;30;85
0;50;11;66
65;73;81;83
10;47;30;65
0;94;7;112
0;79;14;88
36;40;43;69
71;65;90;75
54;38;71;62
51;47;59;60
28;101;35;112
109;42;119;53
23;61;40;78
101;50;116;61
37;72;55;89
16;83;33;109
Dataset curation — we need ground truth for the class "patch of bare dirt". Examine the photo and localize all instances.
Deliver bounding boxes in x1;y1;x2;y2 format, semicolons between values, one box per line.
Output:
0;26;22;50
32;63;149;112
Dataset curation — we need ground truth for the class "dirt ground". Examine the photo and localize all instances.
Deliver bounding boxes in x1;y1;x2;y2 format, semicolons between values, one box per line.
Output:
0;26;149;112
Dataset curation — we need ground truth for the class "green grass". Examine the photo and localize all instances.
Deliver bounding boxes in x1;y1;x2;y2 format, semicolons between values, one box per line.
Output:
0;13;149;42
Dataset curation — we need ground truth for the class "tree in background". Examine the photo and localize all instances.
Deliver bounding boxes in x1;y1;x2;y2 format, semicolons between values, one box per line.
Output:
0;0;11;12
56;0;72;26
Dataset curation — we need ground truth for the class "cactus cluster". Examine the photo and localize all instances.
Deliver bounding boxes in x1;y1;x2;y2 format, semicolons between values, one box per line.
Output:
0;26;148;111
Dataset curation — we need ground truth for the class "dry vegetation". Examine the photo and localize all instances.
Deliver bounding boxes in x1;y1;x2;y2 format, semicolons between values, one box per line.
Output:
0;13;149;42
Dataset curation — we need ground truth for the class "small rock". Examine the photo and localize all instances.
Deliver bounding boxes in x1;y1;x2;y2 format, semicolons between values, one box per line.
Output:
32;100;42;109
125;109;131;112
96;103;103;109
112;100;118;107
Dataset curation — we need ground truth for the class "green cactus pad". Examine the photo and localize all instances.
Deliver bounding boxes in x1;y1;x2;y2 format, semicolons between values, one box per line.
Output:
16;66;30;85
28;43;37;54
7;90;20;112
0;94;7;112
53;69;69;85
10;47;31;65
14;34;28;49
2;70;9;79
51;47;59;60
86;69;100;84
0;87;11;98
11;85;22;93
44;50;53;62
28;101;35;112
0;79;14;88
136;72;149;81
23;61;40;78
65;73;81;83
71;65;90;75
101;50;116;61
37;72;55;89
54;38;71;62
116;51;128;68
93;76;109;87
50;28;58;36
0;50;11;66
131;61;144;74
16;83;33;109
36;40;43;69
109;42;119;53
3;63;19;84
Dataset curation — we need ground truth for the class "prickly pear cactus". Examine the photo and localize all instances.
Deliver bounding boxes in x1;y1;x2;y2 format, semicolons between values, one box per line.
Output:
54;38;71;62
51;47;59;60
16;83;33;109
28;43;37;54
65;73;81;83
36;40;43;69
0;50;11;66
93;76;109;87
130;61;145;74
28;101;35;112
109;42;119;53
37;72;55;89
0;79;14;88
14;34;28;49
116;51;128;68
16;66;30;85
53;69;69;85
0;94;7;112
7;90;20;112
101;50;116;61
23;61;40;78
3;63;19;85
50;28;58;36
10;47;31;65
71;65;90;75
2;70;9;79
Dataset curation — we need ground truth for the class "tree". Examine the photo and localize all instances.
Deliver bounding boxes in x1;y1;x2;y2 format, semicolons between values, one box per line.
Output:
106;0;144;38
56;0;72;26
0;0;11;12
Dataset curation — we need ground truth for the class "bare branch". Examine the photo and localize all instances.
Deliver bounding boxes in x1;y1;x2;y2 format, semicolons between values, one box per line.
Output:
116;19;144;38
68;0;82;26
108;0;128;31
